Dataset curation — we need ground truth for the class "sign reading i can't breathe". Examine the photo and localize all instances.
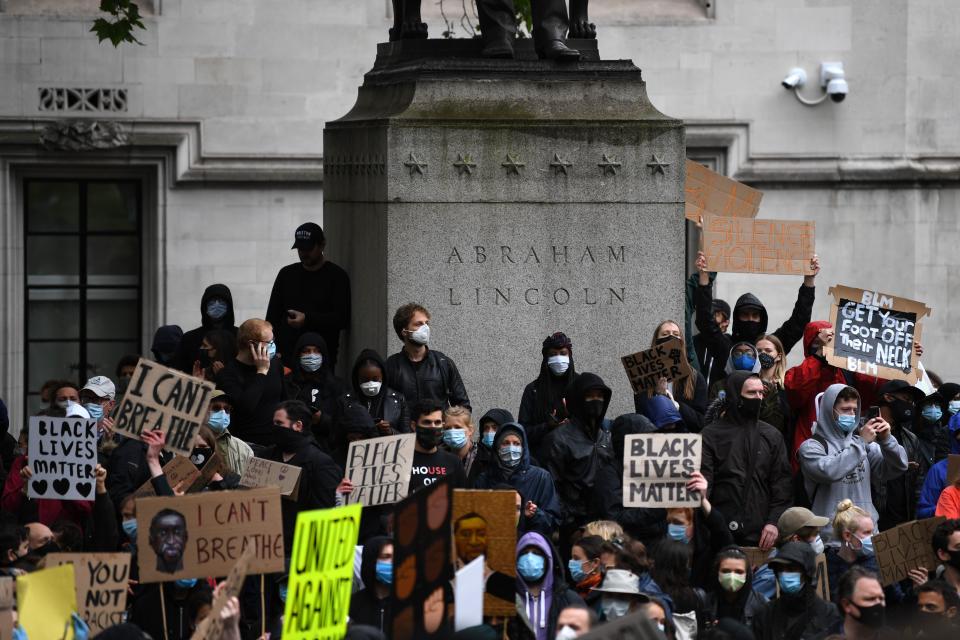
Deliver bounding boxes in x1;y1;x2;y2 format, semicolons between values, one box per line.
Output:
27;416;97;501
114;358;215;456
622;433;701;508
824;285;932;382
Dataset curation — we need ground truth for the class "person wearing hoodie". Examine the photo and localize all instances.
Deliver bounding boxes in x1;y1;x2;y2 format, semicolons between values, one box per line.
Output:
349;536;393;632
634;320;708;433
188;328;237;383
694;297;732;389
474;408;514;483
875;380;926;530
335;349;409;437
284;332;350;450
916;390;950;464
171;283;237;374
701;371;793;549
708;341;762;400
474;422;561;536
785;321;886;466
150;324;183;366
702;547;768;630
917;416;960;518
511;531;584;640
751;542;842;640
519;332;579;463
797;384;907;541
545;373;615;544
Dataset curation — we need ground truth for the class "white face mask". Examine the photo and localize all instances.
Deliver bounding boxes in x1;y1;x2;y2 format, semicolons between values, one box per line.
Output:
555;626;579;640
408;324;430;345
547;355;570;375
809;536;824;556
360;381;382;397
601;597;631;621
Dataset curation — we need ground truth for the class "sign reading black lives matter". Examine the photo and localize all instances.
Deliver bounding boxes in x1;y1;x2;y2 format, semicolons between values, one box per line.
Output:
621;337;694;394
114;358;215;456
27;416;97;501
622;433;701;508
823;285;932;383
345;433;416;506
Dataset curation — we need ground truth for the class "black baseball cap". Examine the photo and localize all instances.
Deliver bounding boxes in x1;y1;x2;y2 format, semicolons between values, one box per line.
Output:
292;222;324;249
878;380;925;403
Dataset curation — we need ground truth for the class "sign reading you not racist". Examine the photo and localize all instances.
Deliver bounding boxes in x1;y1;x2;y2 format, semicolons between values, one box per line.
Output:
45;553;131;635
27;416;97;501
824;285;931;382
621;337;693;394
345;433;416;506
114;358;215;456
702;215;816;276
623;434;701;508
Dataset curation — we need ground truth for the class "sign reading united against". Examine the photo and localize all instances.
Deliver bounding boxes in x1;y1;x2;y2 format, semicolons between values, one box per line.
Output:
621;337;693;394
623;433;701;508
114;358;215;456
823;285;931;382
702;215;815;276
684;160;763;222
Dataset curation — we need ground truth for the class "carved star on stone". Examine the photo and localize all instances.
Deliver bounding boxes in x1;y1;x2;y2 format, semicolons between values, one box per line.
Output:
598;154;622;176
549;153;573;176
647;154;671;175
403;152;428;176
501;153;526;175
453;153;477;176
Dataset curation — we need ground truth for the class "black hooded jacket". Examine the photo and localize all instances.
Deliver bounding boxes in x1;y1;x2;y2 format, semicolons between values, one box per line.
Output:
751;582;840;640
349;536;392;632
335;349;409;436
518;350;579;464
171;283;237;373
283;333;350;449
544;373;615;530
700;372;793;546
702;553;768;628
472;408;515;484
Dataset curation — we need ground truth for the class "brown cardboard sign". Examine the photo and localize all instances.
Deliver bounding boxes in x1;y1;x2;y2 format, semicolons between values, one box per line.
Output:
621;337;693;394
239;457;303;498
948;455;960;486
392;477;454;640
823;285;932;382
345;433;416;506
684;159;763;222
452;490;517;618
190;546;255;640
702;215;815;276
45;553;131;635
114;358;215;456
135;487;284;583
873;517;945;586
132;453;218;498
0;577;12;640
622;434;701;508
741;547;771;570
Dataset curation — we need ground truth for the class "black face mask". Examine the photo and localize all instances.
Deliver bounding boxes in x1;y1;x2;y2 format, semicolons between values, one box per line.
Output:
583;399;605;422
737;320;763;340
739;397;762;419
655;335;674;346
416;426;442;450
198;351;212;368
274;426;308;453
888;399;914;424
853;603;885;629
758;352;776;370
947;549;960;571
190;447;214;469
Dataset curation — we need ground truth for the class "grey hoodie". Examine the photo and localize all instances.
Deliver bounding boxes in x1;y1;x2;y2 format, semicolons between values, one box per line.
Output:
797;383;908;541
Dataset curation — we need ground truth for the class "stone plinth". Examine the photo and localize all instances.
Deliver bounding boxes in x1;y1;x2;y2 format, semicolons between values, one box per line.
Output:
324;41;685;416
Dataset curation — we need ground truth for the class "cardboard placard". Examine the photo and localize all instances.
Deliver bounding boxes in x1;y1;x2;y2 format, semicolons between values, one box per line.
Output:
948;455;960;486
823;285;932;382
135;487;284;583
17;564;77;640
240;457;303;498
392;477;454;640
45;553;131;635
191;546;255;640
132;455;200;498
26;416;98;502
452;490;517;617
282;504;362;640
621;337;694;394
114;358;215;456
345;433;416;506
873;517;945;586
623;433;702;508
741;547;772;570
702;215;815;276
581;609;662;640
0;577;12;640
685;159;763;222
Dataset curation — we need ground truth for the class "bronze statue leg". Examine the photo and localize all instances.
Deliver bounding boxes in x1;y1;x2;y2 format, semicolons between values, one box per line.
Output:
568;0;596;39
476;0;517;58
533;0;579;60
389;0;428;41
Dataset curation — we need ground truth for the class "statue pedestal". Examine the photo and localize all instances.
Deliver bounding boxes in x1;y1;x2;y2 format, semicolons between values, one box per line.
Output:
324;42;686;415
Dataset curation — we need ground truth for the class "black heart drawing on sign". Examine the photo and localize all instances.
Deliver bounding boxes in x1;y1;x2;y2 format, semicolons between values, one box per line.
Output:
31;480;48;495
76;482;92;497
52;478;70;496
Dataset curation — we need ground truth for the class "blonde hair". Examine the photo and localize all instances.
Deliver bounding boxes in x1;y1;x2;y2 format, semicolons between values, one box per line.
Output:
832;499;871;540
757;334;787;386
237;318;273;346
648;320;696;399
583;520;624;542
442;405;474;434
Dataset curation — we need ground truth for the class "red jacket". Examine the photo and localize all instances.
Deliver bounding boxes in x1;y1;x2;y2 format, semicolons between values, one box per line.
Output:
1;455;93;527
785;321;885;469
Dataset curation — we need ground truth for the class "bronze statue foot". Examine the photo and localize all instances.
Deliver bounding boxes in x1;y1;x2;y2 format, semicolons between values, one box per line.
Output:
569;19;596;39
538;40;580;61
481;39;515;58
399;20;428;39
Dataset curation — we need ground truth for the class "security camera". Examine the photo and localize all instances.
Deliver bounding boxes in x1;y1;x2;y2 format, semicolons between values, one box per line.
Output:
820;62;847;103
781;68;807;89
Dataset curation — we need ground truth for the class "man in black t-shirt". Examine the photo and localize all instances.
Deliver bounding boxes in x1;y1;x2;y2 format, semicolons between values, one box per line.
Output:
409;400;465;493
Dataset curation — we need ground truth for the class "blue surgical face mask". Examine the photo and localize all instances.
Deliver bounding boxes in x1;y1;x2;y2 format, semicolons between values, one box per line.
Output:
836;413;858;434
266;341;277;359
375;560;392;585
176;578;198;589
84;402;104;420
668;523;690;544
732;353;756;371
922;405;943;423
206;298;228;320
517;551;546;582
208;409;231;433
278;583;288;602
121;519;137;540
481;431;496;448
499;444;523;467
778;571;803;594
299;353;322;372
568;559;587;582
949;400;960;415
858;534;875;557
442;428;467;449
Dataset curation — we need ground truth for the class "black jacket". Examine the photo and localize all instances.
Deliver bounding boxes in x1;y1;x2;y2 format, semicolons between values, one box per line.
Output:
217;357;285;447
349;536;392;632
633;371;708;433
104;436;172;505
518;352;578;464
702;558;767;629
171;283;237;374
266;260;351;368
700;373;793;546
283;333;350;449
384;348;470;410
877;422;923;530
751;586;841;640
335;349;409;436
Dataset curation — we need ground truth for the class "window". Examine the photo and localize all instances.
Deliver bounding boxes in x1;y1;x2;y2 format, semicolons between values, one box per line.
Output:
24;179;142;413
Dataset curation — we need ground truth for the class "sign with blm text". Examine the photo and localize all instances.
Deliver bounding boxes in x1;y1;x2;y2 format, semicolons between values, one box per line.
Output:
621;337;693;394
45;553;131;635
873;517;945;586
623;434;701;508
27;416;97;501
702;215;815;276
345;433;416;506
684;160;763;222
114;358;215;456
824;285;931;382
